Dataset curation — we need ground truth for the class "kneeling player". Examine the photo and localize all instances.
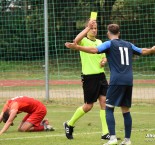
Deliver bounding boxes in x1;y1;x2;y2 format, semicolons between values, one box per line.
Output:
0;96;54;135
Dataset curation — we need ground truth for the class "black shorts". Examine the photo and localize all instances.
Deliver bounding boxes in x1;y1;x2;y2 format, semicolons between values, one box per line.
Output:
106;85;133;108
81;73;108;104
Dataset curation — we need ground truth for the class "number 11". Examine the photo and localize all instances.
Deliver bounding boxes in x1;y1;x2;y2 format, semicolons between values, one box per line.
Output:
119;47;129;65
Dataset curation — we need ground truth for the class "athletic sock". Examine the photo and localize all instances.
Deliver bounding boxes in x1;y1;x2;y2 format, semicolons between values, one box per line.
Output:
100;109;109;135
106;106;115;135
110;135;117;140
123;112;132;138
68;106;85;126
124;138;130;141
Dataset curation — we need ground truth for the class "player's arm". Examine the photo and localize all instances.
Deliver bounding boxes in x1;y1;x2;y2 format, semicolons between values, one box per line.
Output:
0;109;17;135
65;41;111;54
73;20;96;44
131;44;155;55
65;42;98;53
141;46;155;55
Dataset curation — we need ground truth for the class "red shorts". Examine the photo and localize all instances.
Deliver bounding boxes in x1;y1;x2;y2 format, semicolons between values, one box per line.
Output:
22;105;47;127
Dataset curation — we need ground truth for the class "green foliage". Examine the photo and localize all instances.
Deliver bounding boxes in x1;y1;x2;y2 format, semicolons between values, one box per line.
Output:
0;1;45;60
112;0;155;47
0;0;155;64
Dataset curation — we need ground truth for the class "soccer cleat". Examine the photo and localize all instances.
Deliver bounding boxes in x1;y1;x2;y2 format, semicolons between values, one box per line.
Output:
63;122;74;139
120;138;131;145
101;134;121;141
103;138;118;145
42;119;55;131
46;124;55;131
101;133;110;140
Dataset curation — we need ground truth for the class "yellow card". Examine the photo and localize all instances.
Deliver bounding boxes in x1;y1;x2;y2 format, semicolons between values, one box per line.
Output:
90;12;97;20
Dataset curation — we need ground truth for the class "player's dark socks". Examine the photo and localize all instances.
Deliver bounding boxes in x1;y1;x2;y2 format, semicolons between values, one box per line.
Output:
123;112;132;138
106;106;115;135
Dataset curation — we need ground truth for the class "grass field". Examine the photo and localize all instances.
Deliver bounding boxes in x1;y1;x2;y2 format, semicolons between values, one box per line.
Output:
0;61;154;145
0;103;155;145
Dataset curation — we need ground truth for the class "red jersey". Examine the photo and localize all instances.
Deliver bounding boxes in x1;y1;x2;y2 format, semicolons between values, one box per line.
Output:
3;96;46;114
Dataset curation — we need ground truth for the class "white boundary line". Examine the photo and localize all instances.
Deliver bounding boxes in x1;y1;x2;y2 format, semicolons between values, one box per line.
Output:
50;111;155;115
0;128;155;141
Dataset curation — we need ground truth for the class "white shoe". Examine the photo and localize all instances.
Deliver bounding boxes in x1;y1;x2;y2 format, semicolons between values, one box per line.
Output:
42;119;55;131
46;124;55;131
103;138;118;145
120;138;131;145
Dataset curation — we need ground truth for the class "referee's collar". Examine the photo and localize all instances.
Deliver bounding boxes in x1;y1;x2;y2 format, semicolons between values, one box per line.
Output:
86;36;96;42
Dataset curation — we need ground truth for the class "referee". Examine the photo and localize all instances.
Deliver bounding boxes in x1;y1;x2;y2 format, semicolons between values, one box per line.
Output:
64;20;109;140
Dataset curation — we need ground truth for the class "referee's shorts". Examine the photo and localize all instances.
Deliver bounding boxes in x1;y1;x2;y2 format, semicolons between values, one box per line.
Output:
81;73;108;104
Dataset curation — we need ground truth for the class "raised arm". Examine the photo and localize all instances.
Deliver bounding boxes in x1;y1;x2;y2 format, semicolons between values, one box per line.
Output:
73;20;96;44
73;27;90;44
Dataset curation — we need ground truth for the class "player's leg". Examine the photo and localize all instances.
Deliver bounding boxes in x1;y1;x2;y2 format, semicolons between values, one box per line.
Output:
18;121;26;131
120;106;132;145
18;114;35;132
18;121;34;132
68;103;93;126
104;85;125;145
120;86;132;145
19;120;54;132
105;86;117;140
104;106;118;145
99;96;110;140
98;75;110;140
18;121;52;132
64;74;97;139
64;103;93;139
19;106;54;132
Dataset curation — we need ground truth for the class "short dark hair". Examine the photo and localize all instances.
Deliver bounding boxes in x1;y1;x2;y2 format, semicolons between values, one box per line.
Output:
107;24;120;35
2;110;14;126
2;110;9;123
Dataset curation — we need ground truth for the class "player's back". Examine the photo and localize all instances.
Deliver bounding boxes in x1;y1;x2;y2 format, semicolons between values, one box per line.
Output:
106;39;134;86
8;96;44;113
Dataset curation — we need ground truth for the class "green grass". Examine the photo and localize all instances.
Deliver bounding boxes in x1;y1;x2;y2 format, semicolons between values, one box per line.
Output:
0;103;155;145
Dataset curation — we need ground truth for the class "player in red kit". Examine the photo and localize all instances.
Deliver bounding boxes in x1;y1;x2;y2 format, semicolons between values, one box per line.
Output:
0;96;54;135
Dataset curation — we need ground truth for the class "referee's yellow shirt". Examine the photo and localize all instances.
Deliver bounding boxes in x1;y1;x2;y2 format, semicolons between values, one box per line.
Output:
79;37;106;75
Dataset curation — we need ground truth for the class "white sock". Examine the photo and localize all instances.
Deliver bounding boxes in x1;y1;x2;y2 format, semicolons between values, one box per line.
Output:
125;138;130;141
110;135;117;140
